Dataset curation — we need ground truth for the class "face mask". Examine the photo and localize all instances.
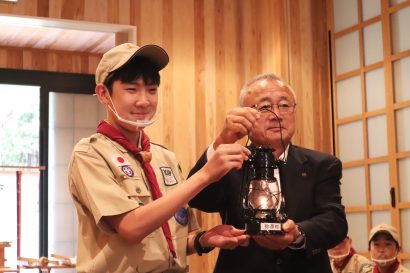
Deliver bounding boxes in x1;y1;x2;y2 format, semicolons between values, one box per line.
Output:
104;87;160;129
328;250;350;262
371;250;398;267
371;256;397;266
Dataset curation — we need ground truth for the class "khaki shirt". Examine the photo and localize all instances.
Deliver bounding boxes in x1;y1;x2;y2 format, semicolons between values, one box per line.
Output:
68;133;199;273
331;253;372;273
360;262;410;273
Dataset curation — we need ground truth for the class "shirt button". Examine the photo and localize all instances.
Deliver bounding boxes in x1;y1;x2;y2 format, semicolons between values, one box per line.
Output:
136;187;141;193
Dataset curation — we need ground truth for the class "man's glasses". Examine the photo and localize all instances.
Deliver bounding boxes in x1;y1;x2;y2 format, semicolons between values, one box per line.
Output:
252;102;296;114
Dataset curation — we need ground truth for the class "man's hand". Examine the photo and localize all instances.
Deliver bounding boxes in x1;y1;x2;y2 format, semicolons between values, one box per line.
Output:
200;225;250;250
214;107;260;149
201;143;250;183
252;219;301;250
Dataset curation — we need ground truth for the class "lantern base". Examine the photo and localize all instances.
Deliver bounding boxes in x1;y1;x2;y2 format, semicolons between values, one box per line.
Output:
245;220;284;235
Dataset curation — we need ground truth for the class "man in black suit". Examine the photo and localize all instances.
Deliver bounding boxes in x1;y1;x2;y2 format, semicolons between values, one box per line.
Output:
188;73;348;273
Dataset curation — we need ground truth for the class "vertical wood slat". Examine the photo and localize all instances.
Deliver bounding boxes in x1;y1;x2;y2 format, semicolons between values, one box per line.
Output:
380;0;400;231
0;0;331;271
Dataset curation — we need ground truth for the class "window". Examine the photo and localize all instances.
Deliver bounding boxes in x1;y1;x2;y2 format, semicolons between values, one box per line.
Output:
0;69;98;271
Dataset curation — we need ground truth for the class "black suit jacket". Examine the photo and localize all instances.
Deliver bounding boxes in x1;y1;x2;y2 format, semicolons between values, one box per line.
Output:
188;144;348;273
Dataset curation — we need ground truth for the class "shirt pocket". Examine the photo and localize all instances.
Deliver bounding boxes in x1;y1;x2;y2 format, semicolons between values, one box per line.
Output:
119;175;152;205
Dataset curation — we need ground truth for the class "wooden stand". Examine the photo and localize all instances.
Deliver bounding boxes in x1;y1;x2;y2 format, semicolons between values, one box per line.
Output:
0;242;18;272
17;255;75;273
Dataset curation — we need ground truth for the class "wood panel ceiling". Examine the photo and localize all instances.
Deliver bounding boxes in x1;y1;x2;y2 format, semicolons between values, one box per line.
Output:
0;23;115;53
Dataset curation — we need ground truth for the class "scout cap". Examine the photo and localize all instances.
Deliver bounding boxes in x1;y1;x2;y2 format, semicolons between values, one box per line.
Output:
369;223;399;245
95;43;169;84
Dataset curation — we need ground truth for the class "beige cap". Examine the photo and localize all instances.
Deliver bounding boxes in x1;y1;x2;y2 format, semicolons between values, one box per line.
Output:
95;43;169;84
369;223;399;245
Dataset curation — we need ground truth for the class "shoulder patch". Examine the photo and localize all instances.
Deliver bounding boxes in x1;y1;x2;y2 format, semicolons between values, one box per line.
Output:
174;208;189;226
359;263;373;273
160;167;178;186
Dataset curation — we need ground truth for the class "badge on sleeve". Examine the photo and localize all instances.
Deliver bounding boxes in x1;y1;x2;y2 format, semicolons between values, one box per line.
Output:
160;167;177;186
174;208;189;226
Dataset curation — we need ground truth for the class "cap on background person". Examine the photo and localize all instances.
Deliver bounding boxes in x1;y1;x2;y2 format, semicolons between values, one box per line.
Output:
368;223;399;247
95;43;169;84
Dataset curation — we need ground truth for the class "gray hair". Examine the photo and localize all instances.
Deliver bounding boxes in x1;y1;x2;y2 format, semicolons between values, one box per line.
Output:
239;73;297;106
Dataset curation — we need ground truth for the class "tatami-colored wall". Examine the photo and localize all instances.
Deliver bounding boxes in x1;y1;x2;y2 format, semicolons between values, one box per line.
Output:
0;0;331;271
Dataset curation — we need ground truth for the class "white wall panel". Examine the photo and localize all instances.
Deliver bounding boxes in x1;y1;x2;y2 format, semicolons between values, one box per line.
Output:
393;56;410;103
336;75;362;118
362;0;381;21
333;0;359;32
363;22;383;66
335;31;360;75
396;107;410;152
398;157;410;202
367;115;388;158
391;6;410;54
369;162;390;204
365;67;385;111
338;121;364;162
347;212;369;252
341;166;366;206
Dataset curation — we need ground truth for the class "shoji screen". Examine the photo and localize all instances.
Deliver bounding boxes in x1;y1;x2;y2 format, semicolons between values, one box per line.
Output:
329;0;410;266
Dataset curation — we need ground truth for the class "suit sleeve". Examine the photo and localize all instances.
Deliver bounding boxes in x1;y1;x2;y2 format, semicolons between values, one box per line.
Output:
187;149;227;212
296;155;348;254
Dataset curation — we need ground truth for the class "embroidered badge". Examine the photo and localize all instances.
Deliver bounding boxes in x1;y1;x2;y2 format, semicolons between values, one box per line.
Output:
174;208;189;226
111;154;131;166
121;165;134;177
160;167;177;186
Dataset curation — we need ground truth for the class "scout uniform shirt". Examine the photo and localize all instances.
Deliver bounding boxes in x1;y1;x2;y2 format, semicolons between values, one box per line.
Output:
68;133;199;273
330;253;372;273
360;263;410;273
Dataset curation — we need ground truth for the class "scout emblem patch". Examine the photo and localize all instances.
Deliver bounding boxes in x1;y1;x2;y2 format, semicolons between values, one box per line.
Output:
174;208;188;226
160;167;177;186
121;165;134;177
111;154;134;177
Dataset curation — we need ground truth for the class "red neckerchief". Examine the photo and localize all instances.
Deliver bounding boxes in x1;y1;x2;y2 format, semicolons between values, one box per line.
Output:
333;247;356;272
97;120;176;258
373;259;399;273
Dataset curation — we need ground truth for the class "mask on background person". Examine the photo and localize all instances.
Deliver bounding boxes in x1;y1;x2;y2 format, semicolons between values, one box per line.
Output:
371;250;398;267
328;249;350;263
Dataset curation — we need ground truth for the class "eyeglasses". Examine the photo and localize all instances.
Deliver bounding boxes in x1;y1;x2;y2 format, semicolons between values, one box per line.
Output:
252;102;296;114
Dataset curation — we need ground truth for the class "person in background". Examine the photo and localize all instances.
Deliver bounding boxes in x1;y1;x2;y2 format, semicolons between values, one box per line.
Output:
328;236;372;273
188;73;348;272
68;43;250;273
361;223;410;273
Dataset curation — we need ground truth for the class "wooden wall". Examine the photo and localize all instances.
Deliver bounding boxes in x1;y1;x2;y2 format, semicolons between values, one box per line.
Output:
0;0;330;271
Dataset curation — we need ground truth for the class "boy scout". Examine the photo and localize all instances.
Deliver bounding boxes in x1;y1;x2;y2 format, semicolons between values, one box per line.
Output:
362;224;410;273
328;236;371;273
68;43;250;273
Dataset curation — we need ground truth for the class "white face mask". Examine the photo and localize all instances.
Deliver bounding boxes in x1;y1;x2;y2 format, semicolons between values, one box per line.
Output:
371;256;397;267
328;249;350;262
371;250;398;267
104;87;160;129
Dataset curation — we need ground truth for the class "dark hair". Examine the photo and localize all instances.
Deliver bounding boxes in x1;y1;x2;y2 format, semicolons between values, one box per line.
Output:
103;56;161;94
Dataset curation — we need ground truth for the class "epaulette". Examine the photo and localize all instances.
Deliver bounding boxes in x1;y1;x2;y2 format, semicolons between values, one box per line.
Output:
151;142;169;150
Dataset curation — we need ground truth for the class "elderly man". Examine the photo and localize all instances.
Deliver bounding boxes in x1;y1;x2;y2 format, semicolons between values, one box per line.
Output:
188;73;348;273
